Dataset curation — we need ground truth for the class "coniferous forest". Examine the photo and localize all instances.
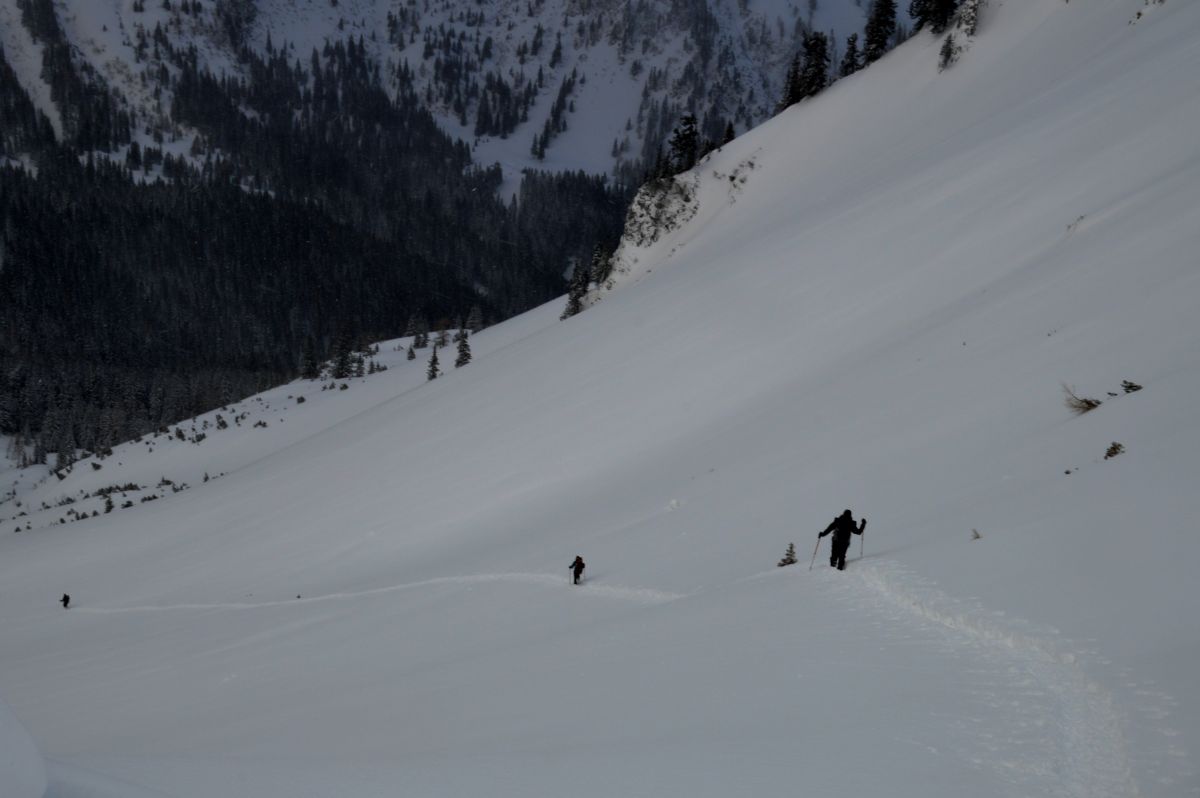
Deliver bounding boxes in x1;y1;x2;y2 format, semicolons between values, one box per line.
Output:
0;9;629;466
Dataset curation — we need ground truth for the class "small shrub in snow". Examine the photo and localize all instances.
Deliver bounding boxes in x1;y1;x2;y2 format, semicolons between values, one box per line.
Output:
777;543;798;567
971;528;982;540
1121;380;1143;394
1062;384;1102;415
1104;442;1125;460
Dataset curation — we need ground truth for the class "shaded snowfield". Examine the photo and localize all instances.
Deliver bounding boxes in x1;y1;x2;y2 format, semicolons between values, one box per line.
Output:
2;0;1199;795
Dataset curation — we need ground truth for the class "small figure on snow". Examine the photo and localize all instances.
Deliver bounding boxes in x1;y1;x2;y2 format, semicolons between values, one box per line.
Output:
60;593;70;609
570;556;586;585
818;510;866;571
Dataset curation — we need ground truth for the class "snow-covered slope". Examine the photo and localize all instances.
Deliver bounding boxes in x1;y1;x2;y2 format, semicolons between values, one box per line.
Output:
0;699;45;798
0;0;889;180
3;0;1199;795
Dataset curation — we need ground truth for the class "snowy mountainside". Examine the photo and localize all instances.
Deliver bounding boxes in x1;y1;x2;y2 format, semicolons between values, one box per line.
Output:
0;0;889;179
0;315;552;536
0;699;44;798
3;0;1200;796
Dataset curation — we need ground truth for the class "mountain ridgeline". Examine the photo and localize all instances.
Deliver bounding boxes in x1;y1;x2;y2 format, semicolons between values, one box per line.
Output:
0;0;628;465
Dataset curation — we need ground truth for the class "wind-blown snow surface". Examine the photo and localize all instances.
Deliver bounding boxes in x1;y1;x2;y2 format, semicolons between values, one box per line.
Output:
3;0;1200;795
0;699;45;798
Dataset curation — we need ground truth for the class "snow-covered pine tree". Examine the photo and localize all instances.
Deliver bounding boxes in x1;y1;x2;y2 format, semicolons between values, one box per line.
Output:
588;245;612;287
778;543;798;567
956;0;984;37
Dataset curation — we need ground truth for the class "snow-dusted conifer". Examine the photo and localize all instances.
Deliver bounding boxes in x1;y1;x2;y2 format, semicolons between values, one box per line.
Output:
455;331;471;368
561;259;590;319
778;543;798;567
426;347;440;381
957;0;984;36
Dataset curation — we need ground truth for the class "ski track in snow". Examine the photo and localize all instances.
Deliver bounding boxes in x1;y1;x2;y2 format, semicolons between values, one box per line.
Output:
834;561;1142;798
74;573;684;614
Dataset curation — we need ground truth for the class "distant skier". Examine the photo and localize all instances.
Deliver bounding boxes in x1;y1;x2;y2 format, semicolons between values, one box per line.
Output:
818;510;866;571
570;556;586;585
60;593;70;609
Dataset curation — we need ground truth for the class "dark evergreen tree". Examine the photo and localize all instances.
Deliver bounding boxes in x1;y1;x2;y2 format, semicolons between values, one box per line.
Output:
465;305;484;333
910;0;959;34
300;337;321;379
588;245;612;287
938;33;960;71
777;543;798;567
667;113;699;174
330;329;354;380
778;53;803;111
778;33;830;112
864;0;898;64
426;347;440;380
798;32;831;100
839;33;862;78
560;259;589;319
454;330;471;367
721;120;736;145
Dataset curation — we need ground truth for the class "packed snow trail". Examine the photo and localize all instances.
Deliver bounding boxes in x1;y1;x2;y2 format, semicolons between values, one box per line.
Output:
71;573;684;614
830;562;1139;797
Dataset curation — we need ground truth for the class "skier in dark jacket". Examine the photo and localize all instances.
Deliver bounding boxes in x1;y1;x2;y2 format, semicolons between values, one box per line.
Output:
60;593;70;609
570;556;586;585
819;510;866;571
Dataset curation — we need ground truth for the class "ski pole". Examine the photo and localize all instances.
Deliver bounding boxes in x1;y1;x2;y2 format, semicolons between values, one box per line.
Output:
859;518;867;561
809;536;822;571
